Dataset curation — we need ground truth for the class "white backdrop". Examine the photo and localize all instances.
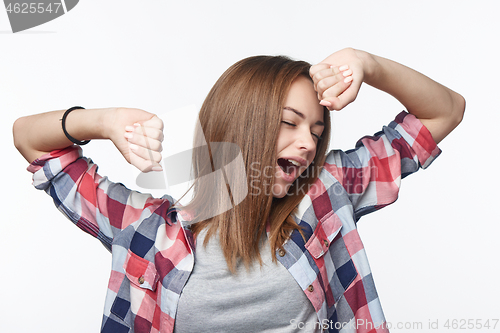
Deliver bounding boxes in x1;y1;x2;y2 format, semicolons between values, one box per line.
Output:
1;1;499;332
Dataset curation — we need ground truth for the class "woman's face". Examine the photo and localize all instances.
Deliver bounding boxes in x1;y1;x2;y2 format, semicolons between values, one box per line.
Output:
273;76;325;198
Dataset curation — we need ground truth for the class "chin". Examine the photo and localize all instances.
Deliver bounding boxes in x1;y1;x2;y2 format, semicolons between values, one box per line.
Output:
271;181;292;199
272;192;287;199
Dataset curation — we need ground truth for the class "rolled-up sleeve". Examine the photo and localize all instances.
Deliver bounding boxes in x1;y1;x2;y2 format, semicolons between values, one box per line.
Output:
28;145;170;251
323;111;441;221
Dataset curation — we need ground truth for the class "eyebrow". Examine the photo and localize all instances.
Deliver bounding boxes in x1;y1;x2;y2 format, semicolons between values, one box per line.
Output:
283;106;325;126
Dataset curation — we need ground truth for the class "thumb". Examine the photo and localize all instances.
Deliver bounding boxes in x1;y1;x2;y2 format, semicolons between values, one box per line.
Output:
141;115;164;130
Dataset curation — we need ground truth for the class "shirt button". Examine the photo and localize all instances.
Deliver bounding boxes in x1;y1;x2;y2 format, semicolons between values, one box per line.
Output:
307;284;314;292
138;276;145;285
323;239;329;247
278;249;286;257
323;323;329;330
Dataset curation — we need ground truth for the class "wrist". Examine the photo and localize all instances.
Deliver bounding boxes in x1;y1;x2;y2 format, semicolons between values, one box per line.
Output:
100;107;122;140
356;50;380;85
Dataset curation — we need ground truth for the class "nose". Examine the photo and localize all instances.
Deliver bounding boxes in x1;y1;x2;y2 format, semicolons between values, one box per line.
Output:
295;128;317;152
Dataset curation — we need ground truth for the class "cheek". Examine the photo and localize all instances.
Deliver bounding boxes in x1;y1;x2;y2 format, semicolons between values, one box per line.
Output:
310;146;318;160
275;131;290;152
305;149;318;174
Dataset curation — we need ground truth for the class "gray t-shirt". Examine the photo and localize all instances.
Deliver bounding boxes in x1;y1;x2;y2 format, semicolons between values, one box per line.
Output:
174;228;320;332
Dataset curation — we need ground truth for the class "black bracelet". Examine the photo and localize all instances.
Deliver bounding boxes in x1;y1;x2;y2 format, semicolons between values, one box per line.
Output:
61;106;91;145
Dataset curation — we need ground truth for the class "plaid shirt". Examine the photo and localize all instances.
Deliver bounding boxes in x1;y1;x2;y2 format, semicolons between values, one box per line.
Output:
28;111;440;333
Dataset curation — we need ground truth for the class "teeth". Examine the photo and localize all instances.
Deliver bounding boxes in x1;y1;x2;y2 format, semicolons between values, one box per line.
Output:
288;159;301;167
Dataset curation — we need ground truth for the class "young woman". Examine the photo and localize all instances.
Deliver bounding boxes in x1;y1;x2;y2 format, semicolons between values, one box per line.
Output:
13;48;464;333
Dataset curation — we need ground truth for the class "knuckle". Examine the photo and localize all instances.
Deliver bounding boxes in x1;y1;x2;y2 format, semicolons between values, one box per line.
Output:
317;80;327;92
312;69;322;79
309;66;316;77
309;63;324;75
152;141;161;151
154;129;163;140
322;86;334;97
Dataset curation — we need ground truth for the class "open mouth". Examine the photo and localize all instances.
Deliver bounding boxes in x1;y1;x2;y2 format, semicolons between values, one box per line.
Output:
277;158;301;176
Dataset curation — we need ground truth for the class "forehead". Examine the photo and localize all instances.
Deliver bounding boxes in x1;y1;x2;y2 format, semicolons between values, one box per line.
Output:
284;76;324;121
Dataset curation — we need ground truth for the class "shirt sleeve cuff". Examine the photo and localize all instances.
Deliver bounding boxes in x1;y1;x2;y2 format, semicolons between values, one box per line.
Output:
390;111;442;169
27;145;83;190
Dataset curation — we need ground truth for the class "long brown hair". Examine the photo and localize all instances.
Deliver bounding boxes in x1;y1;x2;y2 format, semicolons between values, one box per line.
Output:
184;55;331;272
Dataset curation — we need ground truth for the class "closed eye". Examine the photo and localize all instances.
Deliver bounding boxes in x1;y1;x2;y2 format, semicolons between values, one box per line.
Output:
282;121;322;141
281;121;296;127
312;133;322;141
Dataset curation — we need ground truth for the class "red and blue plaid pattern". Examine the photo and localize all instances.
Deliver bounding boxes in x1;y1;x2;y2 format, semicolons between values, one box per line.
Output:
28;111;440;332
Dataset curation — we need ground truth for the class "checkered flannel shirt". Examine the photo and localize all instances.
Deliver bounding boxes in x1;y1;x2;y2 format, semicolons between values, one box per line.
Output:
28;111;440;333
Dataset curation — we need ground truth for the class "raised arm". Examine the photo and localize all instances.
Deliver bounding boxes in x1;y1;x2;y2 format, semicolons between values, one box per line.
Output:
310;48;465;144
13;107;164;171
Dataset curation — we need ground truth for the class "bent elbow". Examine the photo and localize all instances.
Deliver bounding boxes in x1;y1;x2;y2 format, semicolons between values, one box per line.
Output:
12;117;26;152
13;116;36;163
453;92;466;127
